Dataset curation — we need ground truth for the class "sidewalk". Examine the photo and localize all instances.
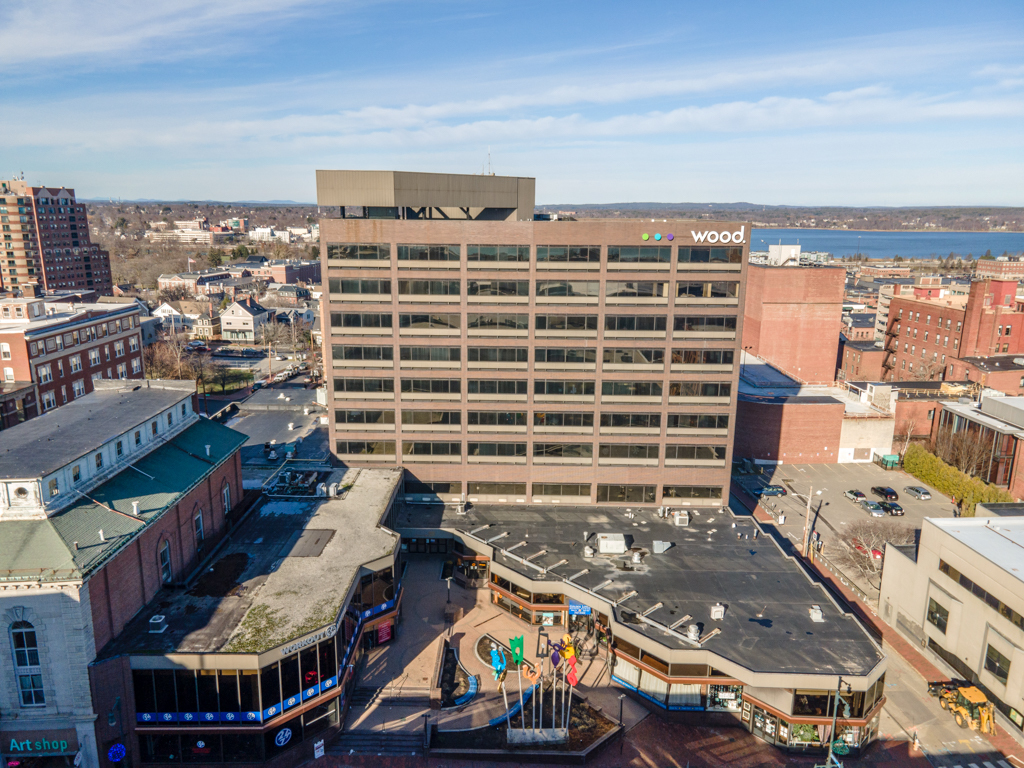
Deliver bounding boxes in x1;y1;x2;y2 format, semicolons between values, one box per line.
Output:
734;486;1024;764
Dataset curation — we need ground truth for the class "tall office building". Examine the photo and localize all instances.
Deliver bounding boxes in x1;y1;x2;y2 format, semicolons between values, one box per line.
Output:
318;170;748;507
1;178;114;294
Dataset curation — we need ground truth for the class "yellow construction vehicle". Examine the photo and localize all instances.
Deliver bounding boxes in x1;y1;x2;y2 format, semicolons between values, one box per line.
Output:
936;685;997;734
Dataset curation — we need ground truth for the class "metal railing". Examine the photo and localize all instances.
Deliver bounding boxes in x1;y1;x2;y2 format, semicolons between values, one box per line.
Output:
812;550;876;611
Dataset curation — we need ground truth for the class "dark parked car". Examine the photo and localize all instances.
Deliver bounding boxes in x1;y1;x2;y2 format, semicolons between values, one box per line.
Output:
752;485;787;497
871;486;899;501
879;502;904;516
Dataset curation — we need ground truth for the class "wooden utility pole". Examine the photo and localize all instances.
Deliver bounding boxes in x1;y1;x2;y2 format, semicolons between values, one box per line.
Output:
803;486;813;558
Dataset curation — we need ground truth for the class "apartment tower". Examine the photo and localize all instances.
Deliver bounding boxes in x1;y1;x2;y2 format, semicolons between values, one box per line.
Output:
318;170;748;507
1;178;114;294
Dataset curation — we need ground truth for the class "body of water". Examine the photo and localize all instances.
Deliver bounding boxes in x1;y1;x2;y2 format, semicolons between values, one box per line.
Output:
749;228;1024;259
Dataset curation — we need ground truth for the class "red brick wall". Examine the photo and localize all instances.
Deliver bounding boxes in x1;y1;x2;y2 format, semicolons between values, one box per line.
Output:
837;339;885;382
742;265;845;384
87;449;243;655
891;398;942;452
735;398;844;463
946;360;1024;395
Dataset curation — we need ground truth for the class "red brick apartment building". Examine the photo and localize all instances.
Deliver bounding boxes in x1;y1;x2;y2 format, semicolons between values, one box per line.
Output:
837;337;885;382
860;264;911;278
883;279;1024;381
0;291;144;428
1;178;113;294
742;264;845;384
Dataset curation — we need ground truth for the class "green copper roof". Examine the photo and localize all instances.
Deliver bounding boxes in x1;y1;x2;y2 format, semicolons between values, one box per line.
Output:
0;418;247;582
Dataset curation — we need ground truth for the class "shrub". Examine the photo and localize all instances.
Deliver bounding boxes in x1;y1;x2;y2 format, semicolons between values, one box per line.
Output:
902;444;1013;515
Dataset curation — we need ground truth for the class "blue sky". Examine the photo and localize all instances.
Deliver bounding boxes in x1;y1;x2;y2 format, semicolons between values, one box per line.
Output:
2;0;1023;205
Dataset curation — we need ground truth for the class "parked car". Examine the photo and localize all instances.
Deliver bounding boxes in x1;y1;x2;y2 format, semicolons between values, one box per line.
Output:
871;486;899;501
861;500;886;517
879;501;904;516
752;485;787;497
186;340;205;348
242;347;258;357
851;538;883;560
844;489;867;503
904;486;932;500
191;344;211;353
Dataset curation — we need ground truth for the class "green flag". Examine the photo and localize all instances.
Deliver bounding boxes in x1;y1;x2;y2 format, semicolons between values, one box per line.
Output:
510;635;524;665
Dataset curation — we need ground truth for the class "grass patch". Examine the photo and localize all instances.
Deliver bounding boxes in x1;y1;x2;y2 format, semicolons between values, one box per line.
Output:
201;368;253;395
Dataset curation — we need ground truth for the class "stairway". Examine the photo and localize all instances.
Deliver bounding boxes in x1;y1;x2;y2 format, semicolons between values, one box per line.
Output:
328;730;423;756
350;685;432;708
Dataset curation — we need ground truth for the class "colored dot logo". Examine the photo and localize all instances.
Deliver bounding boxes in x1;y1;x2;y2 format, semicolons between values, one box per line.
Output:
641;233;649;240
246;712;257;721
667;234;674;240
107;744;126;763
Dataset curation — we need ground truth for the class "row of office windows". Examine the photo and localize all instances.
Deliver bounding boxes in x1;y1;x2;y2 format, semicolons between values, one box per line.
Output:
392;442;724;459
938;560;1024;630
402;479;723;501
328;278;738;300
333;345;734;366
327;242;742;265
330;312;738;334
333;378;731;398
336;409;730;430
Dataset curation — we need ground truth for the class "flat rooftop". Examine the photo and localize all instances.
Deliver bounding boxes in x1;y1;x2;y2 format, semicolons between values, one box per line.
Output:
0;380;195;479
738;353;881;415
395;504;884;677
929;517;1024;589
959;354;1024;373
99;467;402;658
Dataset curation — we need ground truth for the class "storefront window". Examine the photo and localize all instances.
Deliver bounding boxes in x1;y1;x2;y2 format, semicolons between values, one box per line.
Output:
640;652;669;675
260;662;281;715
794;689;831;717
217;671;240;713
318;637;337;684
263;714;302;759
238;670;259;714
222;734;262;763
786;722;822;747
491;573;512;592
303;699;339;740
494;593;532;623
197;671;218;715
613;637;641;660
175;670;198;719
141;734;182;763
751;705;778;742
532;592;564;605
532;610;562;626
456;560;488;580
707;684;743;712
280;654;301;707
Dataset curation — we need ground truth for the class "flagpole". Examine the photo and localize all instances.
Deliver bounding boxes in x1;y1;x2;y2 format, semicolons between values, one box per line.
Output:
517;665;524;731
538;655;544;732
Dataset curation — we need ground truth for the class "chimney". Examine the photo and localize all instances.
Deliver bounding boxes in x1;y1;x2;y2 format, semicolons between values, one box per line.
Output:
132;500;140;516
205;444;211;456
98;529;105;542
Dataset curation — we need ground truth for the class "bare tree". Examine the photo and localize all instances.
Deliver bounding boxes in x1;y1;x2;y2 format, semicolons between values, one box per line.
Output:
894;417;917;458
828;520;916;586
934;425;994;475
910;359;945;381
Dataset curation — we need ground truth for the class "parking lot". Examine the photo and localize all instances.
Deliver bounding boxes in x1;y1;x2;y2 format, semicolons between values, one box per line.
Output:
735;462;958;601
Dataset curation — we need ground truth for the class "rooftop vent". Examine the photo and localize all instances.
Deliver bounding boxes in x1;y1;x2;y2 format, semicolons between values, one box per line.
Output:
710;603;726;621
132;501;140;516
674;510;689;527
809;605;825;623
653;540;671;554
596;533;626;554
686;624;700;642
148;615;168;634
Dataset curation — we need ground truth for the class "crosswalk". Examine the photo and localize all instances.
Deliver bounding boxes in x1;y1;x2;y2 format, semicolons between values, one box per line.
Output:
932;760;1013;768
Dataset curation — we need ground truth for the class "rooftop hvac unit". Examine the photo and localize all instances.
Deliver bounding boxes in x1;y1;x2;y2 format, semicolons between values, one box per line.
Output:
583;545;595;559
596;533;627;554
710;603;726;621
631;550;643;564
674;510;690;527
316;483;327;497
149;615;168;634
685;624;700;642
809;605;825;623
328;483;338;497
653;540;670;554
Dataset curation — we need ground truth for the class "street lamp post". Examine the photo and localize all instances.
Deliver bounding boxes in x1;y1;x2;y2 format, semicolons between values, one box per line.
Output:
618;693;626;755
817;676;852;768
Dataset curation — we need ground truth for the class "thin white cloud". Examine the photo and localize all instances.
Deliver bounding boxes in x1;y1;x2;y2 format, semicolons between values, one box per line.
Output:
0;0;334;70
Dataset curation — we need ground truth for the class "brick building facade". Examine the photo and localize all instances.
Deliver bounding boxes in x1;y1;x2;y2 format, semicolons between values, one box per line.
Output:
0;293;144;421
742;264;845;384
1;179;113;294
0;381;246;768
883;279;1024;382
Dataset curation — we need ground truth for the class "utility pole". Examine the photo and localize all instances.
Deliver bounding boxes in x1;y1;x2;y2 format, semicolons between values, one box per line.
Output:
803;486;813;558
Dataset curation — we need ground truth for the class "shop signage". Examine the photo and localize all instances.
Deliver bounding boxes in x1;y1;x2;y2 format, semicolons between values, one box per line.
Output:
568;600;592;616
541;612;555;626
691;226;746;244
280;623;338;657
377;622;392;643
4;730;79;756
313;740;325;759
